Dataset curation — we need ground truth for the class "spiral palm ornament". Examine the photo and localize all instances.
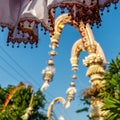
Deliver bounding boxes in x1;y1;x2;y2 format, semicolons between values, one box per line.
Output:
44;13;107;119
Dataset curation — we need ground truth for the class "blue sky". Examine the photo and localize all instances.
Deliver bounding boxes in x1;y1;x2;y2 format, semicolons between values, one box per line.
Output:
0;4;120;120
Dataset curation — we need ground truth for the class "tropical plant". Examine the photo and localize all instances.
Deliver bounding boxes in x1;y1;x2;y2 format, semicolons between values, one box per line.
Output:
77;52;120;120
0;82;47;120
98;53;120;120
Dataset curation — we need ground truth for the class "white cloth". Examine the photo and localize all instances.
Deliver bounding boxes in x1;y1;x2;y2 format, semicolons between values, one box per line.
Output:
47;0;96;8
20;0;48;25
0;0;21;29
47;0;119;10
7;0;50;46
0;0;49;26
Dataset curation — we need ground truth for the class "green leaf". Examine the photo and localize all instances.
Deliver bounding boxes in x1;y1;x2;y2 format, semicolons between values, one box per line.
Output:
76;107;89;113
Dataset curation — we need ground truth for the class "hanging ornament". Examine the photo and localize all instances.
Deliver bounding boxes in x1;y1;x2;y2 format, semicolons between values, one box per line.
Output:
49;50;56;57
61;8;65;14
41;41;57;92
114;3;117;9
1;27;4;32
72;74;77;80
41;58;56;92
65;81;77;108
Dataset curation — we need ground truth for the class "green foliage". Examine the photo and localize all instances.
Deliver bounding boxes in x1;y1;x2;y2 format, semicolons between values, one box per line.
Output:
77;53;120;120
76;107;89;113
101;97;120;120
98;53;120;120
0;83;47;120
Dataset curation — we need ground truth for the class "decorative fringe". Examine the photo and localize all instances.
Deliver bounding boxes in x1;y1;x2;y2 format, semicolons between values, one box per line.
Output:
59;115;65;120
40;81;49;92
65;101;71;108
